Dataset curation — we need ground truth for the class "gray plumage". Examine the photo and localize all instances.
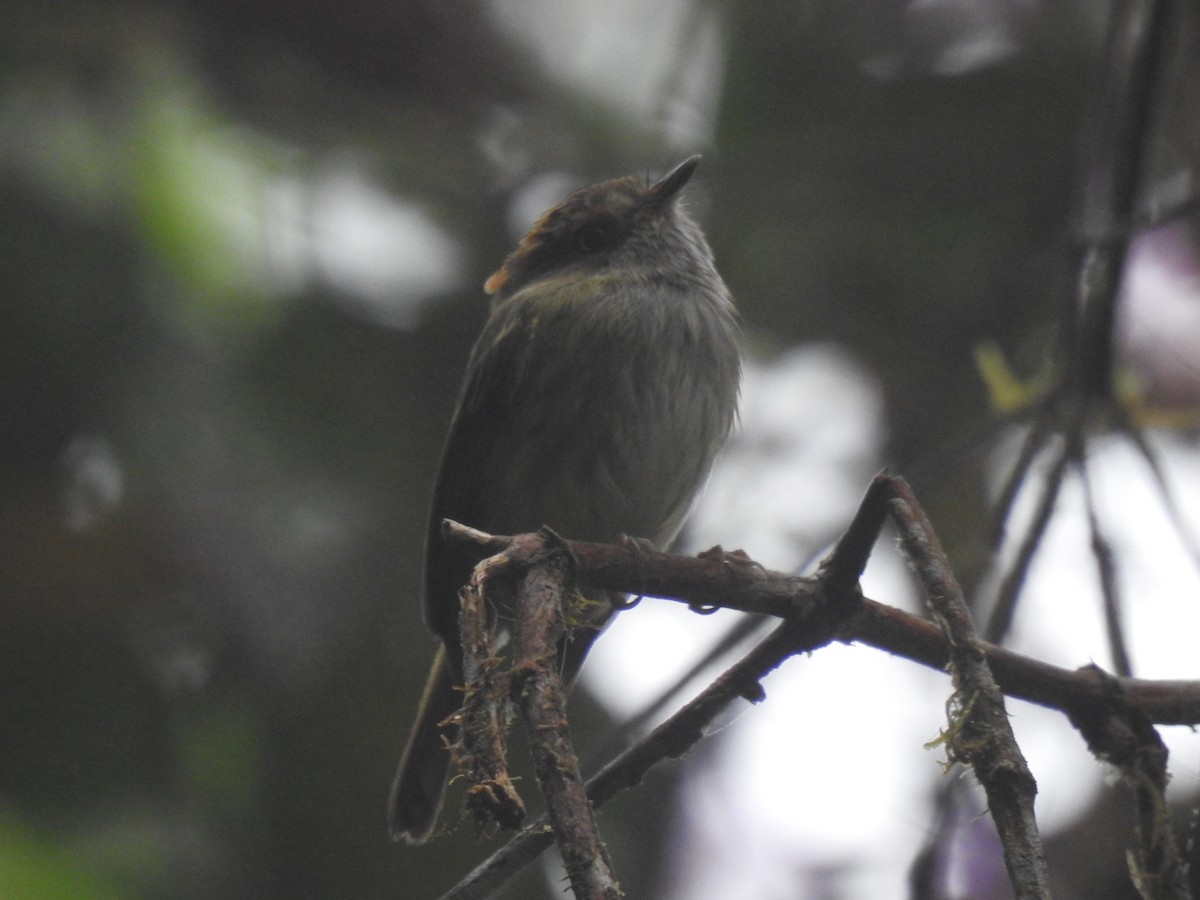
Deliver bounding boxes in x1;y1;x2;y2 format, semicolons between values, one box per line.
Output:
388;156;740;843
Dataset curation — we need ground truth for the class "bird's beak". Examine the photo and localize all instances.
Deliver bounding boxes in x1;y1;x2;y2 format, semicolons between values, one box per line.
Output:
649;155;702;205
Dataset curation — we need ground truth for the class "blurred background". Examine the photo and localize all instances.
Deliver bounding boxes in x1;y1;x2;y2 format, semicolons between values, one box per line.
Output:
4;0;1200;897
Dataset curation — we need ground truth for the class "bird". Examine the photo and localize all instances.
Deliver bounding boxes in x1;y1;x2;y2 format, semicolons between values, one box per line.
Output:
388;155;741;843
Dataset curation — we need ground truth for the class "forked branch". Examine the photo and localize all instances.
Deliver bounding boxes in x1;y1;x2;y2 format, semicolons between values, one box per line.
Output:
438;472;1194;900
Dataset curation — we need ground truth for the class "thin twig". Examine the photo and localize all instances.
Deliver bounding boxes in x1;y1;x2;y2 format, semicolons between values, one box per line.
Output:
986;409;1056;551
1123;422;1200;577
984;438;1071;644
586;611;770;764
887;477;1050;900
1077;456;1133;676
820;469;894;589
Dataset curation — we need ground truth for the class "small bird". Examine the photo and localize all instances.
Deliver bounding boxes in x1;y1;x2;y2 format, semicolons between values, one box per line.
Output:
388;156;741;843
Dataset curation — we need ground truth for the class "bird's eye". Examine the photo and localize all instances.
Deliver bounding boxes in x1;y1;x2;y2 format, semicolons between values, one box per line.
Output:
574;219;620;253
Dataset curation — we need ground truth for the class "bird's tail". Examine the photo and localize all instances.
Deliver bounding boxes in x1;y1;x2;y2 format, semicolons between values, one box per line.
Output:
388;644;458;844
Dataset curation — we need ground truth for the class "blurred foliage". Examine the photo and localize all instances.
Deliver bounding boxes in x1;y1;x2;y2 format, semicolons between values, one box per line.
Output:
2;0;1197;897
131;79;279;318
0;821;127;900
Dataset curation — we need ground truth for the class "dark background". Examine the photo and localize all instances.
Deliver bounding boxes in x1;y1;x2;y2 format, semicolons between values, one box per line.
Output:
3;1;1198;897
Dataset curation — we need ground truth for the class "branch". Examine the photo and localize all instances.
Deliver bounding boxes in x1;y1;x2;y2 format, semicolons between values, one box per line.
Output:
457;549;525;833
444;520;1200;726
1071;0;1174;398
437;470;1200;899
1079;458;1132;676
508;529;621;899
1066;668;1190;899
986;0;1177;657
887;478;1050;899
